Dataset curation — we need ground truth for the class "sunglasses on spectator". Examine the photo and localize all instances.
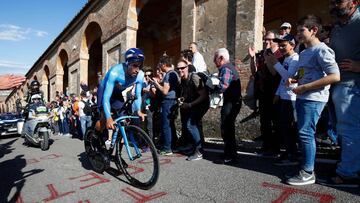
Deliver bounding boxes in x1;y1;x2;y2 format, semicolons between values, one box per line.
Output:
145;73;152;77
177;66;188;70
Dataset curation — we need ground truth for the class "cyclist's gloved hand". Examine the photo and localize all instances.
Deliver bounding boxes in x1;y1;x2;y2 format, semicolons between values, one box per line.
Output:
137;110;146;122
106;117;116;130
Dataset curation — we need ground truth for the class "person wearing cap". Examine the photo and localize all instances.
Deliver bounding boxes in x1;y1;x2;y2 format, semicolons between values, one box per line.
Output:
95;48;146;143
279;22;292;37
264;34;299;166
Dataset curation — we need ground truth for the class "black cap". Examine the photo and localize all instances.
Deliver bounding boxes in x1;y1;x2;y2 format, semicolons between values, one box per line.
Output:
273;34;296;44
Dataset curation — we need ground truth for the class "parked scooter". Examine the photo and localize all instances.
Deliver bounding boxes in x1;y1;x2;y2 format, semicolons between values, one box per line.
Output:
21;94;51;151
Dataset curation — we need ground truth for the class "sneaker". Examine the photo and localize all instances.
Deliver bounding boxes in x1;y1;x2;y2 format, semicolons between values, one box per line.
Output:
186;151;203;161
159;150;173;156
273;157;299;166
286;170;315;186
105;140;112;149
224;158;239;165
317;175;359;188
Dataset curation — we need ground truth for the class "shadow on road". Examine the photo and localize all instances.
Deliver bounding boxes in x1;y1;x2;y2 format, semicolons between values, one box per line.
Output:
0;139;44;203
77;151;95;170
202;149;359;196
77;152;132;187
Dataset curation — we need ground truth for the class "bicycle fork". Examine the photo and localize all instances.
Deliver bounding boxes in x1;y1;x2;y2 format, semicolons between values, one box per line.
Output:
116;125;141;161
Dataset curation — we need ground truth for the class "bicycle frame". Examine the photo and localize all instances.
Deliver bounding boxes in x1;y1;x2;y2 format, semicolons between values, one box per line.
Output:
113;115;141;161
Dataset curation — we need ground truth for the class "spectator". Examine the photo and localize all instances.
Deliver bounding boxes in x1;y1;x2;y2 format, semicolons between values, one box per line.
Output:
279;22;292;37
180;49;197;73
249;30;284;155
177;59;209;161
213;48;242;164
285;15;340;186
324;0;360;186
149;55;180;156
189;42;207;73
264;34;299;166
79;90;93;139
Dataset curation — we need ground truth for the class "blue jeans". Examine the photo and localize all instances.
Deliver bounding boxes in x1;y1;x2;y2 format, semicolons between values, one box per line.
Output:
296;99;326;172
161;99;178;151
332;83;360;178
80;116;92;138
61;118;69;134
181;110;201;149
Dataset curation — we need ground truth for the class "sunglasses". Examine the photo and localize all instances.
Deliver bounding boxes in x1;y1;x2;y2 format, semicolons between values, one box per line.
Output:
145;74;152;77
176;66;188;70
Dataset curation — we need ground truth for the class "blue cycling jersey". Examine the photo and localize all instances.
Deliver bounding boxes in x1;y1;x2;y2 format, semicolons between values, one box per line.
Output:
98;63;144;119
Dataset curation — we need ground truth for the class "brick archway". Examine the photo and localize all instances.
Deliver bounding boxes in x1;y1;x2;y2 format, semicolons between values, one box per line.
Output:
81;21;103;91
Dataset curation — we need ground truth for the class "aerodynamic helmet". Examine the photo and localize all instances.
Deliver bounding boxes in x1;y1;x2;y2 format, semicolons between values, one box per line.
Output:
125;48;145;65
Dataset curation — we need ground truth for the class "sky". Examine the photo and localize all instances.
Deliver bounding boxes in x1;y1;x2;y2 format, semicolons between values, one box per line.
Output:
0;0;88;75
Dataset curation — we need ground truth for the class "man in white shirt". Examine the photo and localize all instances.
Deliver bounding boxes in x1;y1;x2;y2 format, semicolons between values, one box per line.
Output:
189;42;207;73
79;91;93;139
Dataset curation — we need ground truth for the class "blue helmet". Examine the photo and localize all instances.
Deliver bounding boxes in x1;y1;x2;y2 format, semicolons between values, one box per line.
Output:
125;48;145;64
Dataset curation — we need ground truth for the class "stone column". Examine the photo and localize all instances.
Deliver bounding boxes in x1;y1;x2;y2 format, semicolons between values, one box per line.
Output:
235;0;264;59
40;80;49;102
235;0;264;94
181;0;195;50
54;71;64;96
79;52;89;94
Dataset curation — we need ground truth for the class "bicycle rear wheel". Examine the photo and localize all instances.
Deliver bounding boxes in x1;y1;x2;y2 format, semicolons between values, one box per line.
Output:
115;125;159;189
84;129;110;173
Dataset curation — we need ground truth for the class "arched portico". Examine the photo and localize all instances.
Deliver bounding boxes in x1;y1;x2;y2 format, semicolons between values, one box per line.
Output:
81;21;103;91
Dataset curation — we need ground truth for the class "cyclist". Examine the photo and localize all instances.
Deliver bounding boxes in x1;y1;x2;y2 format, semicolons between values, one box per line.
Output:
95;48;146;143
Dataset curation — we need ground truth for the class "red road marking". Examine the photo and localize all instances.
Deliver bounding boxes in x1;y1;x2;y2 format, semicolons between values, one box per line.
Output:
78;200;91;203
262;182;335;203
26;158;40;165
127;165;145;175
158;158;172;165
42;184;75;202
68;172;110;190
16;194;24;203
40;154;62;160
138;157;172;165
121;187;167;203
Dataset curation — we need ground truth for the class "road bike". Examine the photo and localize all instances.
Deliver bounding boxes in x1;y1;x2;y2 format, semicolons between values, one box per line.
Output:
84;97;159;189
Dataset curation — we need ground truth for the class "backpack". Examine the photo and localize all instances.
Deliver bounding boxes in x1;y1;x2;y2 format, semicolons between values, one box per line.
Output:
191;72;222;108
82;100;92;116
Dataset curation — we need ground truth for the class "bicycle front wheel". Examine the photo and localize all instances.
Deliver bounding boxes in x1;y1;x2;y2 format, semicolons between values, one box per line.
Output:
115;125;159;189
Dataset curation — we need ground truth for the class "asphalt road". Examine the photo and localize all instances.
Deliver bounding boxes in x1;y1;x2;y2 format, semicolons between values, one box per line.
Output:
0;134;359;203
